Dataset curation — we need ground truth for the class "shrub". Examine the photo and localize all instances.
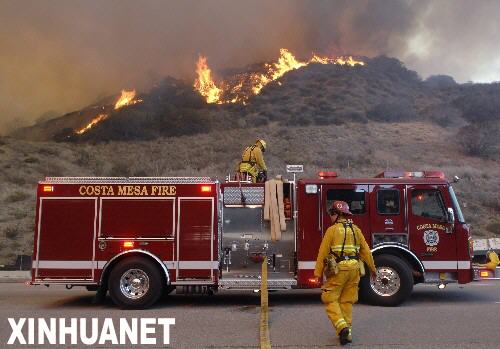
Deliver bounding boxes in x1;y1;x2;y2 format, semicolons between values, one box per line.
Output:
24;156;38;163
486;221;500;234
5;191;29;203
109;162;132;177
13;210;27;220
367;100;416;122
457;121;500;158
424;75;457;89
37;147;58;156
75;149;91;167
4;226;19;240
5;175;25;186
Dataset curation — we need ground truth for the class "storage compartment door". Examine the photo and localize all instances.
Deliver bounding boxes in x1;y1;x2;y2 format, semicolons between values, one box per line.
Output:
35;198;96;280
177;198;214;280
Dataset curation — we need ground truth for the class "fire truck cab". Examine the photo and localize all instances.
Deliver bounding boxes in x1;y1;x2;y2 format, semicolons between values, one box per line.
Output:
31;170;481;308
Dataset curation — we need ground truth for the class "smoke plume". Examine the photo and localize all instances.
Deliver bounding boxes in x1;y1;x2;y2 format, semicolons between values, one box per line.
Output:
1;0;500;133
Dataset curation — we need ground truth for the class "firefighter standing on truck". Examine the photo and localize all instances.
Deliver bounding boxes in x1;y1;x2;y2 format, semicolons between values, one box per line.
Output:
314;200;377;346
237;139;267;183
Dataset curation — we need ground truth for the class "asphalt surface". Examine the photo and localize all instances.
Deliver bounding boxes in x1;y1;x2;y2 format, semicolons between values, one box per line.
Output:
0;282;499;348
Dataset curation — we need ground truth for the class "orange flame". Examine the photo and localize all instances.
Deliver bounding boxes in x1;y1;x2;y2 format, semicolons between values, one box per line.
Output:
193;56;222;104
193;48;364;104
75;113;108;135
75;89;142;135
114;89;141;109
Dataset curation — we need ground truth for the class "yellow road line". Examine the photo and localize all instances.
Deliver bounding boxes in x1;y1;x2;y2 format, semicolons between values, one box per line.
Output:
260;260;272;349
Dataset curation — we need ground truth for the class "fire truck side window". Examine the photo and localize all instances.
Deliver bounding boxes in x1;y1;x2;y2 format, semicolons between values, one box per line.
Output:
411;190;446;221
377;189;400;215
326;189;366;215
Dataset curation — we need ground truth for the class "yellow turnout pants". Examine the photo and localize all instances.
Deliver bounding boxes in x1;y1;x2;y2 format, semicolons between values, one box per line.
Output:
321;268;360;335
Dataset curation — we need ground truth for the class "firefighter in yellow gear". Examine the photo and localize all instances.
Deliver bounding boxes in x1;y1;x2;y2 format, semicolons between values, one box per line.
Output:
237;139;267;183
480;250;499;271
314;200;376;345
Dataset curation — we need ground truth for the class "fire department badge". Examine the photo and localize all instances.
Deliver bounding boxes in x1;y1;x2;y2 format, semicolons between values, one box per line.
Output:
423;230;439;246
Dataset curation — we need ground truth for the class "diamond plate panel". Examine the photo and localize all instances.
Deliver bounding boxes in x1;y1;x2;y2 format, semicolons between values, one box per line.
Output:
223;187;264;205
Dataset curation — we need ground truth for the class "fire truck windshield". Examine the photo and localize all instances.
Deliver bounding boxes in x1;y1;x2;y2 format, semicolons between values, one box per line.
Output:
449;186;465;223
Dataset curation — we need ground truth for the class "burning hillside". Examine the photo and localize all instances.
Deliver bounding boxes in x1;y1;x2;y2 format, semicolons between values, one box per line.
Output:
70;50;363;137
194;48;364;104
13;54;486;143
74;90;142;135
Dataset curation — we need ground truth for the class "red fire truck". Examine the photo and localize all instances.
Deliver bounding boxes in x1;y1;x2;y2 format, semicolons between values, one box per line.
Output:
30;169;493;308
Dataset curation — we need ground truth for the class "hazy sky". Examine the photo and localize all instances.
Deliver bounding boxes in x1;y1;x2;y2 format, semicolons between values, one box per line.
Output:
1;0;500;133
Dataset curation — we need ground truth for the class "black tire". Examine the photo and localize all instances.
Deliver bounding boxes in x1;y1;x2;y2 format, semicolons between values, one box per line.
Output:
108;257;164;309
359;254;413;306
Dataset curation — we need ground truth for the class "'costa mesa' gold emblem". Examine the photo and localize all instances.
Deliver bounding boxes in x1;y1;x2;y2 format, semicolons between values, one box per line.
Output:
78;185;176;196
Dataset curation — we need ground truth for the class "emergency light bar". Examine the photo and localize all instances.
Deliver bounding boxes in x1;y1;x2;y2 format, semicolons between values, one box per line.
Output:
318;171;338;179
375;171;445;179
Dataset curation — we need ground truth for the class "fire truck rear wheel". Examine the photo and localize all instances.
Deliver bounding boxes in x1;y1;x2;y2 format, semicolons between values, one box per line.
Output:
108;257;164;309
360;254;413;306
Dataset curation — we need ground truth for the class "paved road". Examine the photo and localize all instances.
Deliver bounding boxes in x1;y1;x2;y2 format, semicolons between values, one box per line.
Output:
0;282;499;348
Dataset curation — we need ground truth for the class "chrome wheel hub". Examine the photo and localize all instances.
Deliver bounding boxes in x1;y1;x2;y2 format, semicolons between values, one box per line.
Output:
119;269;150;299
370;267;401;297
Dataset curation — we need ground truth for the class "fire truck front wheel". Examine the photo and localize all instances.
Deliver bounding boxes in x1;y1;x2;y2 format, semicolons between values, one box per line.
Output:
108;257;164;309
360;254;413;306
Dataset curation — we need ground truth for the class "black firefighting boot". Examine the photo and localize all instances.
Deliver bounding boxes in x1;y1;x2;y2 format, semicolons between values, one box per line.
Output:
347;327;352;343
339;327;350;346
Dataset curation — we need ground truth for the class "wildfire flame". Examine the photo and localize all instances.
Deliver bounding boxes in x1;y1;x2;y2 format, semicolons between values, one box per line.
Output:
75;89;142;135
114;89;141;109
193;48;364;104
75;114;109;135
194;56;221;104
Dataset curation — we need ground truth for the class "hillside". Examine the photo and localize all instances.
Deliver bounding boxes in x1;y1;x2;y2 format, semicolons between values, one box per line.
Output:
13;55;500;143
1;122;499;265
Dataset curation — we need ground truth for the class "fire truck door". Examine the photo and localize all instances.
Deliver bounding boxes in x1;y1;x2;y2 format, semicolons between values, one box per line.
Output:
322;185;369;241
35;198;96;280
177;198;214;280
407;185;458;271
369;185;407;246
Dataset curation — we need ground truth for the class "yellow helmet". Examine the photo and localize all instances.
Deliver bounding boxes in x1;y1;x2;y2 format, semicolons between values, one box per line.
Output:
256;139;267;151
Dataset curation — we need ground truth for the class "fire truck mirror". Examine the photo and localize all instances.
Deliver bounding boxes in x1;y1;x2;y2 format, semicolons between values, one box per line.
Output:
447;207;455;227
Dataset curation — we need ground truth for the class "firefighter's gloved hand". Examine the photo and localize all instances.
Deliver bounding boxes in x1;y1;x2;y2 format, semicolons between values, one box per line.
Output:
257;171;267;183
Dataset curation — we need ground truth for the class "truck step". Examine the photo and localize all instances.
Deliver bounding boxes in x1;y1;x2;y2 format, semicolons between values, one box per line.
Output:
218;278;296;290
